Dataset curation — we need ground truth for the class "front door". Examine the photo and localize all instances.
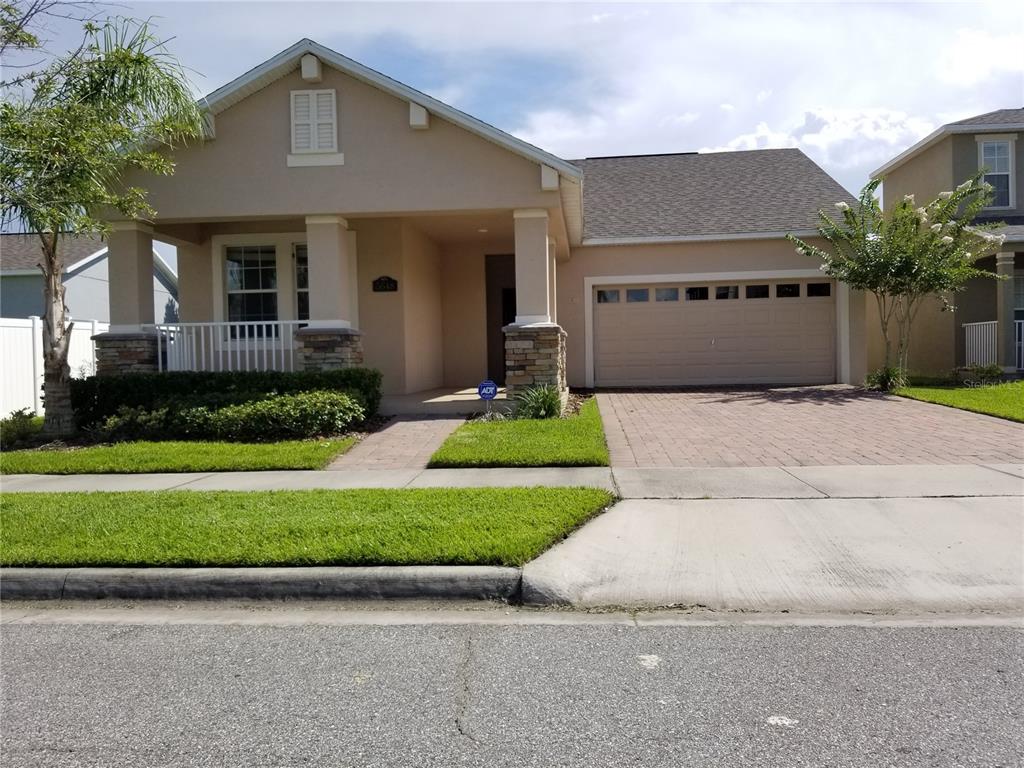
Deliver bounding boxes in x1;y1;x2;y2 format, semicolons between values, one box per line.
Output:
485;254;516;384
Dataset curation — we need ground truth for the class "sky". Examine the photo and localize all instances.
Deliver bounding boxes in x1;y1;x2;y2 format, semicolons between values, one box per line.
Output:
19;0;1024;195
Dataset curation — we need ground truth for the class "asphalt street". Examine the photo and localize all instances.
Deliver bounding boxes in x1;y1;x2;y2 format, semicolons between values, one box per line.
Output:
2;605;1022;767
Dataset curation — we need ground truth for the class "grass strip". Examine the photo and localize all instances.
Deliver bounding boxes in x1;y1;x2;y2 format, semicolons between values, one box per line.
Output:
0;488;615;567
429;399;610;468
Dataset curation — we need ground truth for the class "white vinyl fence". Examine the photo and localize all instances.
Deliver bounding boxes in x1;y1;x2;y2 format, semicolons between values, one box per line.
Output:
962;320;998;367
0;316;108;416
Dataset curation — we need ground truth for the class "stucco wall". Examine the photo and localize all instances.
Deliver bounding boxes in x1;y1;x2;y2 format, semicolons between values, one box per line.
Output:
126;64;558;222
865;292;956;375
881;136;954;209
953;256;998;367
440;243;492;386
558;238;834;387
401;224;444;393
352;219;406;394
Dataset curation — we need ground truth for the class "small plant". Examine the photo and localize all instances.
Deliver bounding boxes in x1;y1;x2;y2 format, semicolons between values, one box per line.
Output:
0;409;43;449
958;364;1004;387
514;385;563;419
865;366;908;392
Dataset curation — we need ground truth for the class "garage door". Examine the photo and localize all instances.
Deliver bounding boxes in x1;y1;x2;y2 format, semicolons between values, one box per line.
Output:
594;279;836;386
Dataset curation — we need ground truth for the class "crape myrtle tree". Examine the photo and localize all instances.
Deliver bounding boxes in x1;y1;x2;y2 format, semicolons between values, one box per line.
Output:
1;7;203;436
788;173;1005;390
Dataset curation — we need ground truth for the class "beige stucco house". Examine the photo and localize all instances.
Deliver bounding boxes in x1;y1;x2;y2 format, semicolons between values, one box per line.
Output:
96;39;868;396
871;108;1024;375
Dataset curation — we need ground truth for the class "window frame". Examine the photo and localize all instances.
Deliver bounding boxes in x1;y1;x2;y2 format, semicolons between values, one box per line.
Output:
977;135;1016;210
223;244;280;332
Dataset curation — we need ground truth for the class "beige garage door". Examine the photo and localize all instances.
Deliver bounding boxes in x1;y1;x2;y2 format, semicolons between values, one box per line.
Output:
594;279;836;386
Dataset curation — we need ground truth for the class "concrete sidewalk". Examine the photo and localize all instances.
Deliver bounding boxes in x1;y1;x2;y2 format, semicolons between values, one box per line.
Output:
2;463;1021;497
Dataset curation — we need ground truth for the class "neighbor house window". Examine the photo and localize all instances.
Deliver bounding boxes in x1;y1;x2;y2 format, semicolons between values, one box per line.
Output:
626;288;649;302
715;285;739;300
979;138;1014;208
225;245;278;325
294;243;310;321
596;289;620;303
807;282;832;297
685;286;709;301
655;287;679;302
745;284;769;299
291;89;337;154
776;283;800;298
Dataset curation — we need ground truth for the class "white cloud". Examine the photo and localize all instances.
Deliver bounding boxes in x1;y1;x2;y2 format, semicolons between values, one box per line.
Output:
935;28;1024;87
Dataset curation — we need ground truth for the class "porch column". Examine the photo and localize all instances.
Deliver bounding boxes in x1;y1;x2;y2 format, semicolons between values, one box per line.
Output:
295;215;363;371
505;209;567;406
513;209;550;324
996;252;1016;371
93;222;158;375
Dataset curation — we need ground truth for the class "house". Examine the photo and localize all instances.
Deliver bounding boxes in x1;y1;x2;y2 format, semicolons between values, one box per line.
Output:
94;39;868;396
0;233;178;324
871;108;1024;374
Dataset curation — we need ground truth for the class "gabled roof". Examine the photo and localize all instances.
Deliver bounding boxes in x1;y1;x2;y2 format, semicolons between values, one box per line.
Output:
872;108;1024;178
572;149;853;243
0;233;177;293
201;38;582;181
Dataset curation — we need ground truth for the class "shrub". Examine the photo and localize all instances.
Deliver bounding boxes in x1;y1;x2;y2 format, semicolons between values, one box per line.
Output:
0;409;43;449
204;391;364;441
70;368;381;428
514;385;563;419
865;366;907;392
96;391;364;442
957;364;1004;386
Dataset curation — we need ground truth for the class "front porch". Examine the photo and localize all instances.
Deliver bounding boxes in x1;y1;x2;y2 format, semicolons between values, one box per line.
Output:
961;250;1024;371
95;208;568;399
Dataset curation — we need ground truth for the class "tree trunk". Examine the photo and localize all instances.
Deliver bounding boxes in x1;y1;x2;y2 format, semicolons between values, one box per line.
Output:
39;232;75;438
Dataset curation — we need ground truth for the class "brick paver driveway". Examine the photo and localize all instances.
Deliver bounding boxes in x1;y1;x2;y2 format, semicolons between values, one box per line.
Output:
598;386;1024;467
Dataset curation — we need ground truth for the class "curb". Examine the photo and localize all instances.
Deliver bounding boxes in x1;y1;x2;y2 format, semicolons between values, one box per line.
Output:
0;566;522;602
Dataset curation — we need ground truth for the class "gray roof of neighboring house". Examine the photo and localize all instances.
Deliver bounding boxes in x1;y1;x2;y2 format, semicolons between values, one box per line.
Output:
949;108;1024;126
571;148;854;241
0;233;104;272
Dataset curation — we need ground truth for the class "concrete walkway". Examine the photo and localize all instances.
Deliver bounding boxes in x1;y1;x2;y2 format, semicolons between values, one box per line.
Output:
328;416;465;470
3;463;1021;496
522;495;1024;612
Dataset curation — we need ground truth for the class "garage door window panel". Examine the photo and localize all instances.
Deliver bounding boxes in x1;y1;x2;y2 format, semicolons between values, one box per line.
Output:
596;289;620;304
715;285;739;300
686;286;709;301
776;283;801;298
626;288;650;303
807;282;832;297
655;287;679;302
746;284;770;299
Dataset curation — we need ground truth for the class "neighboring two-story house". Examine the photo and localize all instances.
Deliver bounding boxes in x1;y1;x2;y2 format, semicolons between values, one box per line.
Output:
871;108;1024;374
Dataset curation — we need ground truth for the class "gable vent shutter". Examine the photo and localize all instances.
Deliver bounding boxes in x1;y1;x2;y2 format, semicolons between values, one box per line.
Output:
315;91;336;151
291;92;313;152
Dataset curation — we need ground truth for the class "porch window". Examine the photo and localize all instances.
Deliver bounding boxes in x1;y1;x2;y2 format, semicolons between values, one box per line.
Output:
225;245;278;328
294;243;310;321
978;138;1014;208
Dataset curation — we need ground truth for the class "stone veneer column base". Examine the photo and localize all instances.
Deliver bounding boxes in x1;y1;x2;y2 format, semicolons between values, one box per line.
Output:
503;323;568;402
92;332;159;376
294;327;364;371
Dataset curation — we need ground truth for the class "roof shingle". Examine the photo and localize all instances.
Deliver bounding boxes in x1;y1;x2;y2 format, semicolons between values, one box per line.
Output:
948;108;1024;127
572;148;854;241
0;233;104;272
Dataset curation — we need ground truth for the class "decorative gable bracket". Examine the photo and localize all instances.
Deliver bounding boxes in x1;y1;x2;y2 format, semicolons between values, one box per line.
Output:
409;102;430;130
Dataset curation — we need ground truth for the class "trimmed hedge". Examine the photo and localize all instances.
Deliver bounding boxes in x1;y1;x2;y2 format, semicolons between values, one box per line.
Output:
70;368;381;428
100;391;365;442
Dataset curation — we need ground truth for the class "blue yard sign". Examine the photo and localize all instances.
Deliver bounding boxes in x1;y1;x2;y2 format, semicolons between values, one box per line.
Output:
477;380;498;401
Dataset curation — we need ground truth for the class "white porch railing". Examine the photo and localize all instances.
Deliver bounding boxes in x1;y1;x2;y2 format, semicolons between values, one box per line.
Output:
963;321;998;367
152;321;303;372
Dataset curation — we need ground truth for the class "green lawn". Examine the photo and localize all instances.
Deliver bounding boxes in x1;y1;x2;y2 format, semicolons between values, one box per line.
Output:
0;488;615;567
429;398;610;468
0;438;356;474
898;380;1024;423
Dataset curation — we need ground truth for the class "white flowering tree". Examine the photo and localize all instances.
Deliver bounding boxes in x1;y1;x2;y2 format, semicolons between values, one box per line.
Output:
788;173;1004;387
